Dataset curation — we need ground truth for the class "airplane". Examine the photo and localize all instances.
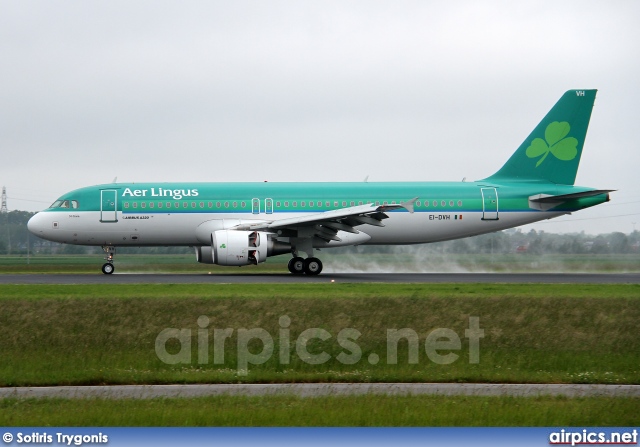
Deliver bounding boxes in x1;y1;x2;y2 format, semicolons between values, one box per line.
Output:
27;89;612;275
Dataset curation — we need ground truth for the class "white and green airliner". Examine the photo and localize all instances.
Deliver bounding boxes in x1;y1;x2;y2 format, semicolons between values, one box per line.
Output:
28;89;612;275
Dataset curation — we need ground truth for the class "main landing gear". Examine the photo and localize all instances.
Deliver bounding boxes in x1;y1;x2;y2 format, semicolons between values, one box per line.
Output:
101;246;116;275
288;256;323;275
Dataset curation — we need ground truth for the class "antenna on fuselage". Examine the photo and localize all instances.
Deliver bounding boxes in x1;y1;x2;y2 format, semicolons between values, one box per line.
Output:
112;177;118;183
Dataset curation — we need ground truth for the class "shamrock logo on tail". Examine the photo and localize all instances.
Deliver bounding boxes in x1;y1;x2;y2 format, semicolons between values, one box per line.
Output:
526;121;578;167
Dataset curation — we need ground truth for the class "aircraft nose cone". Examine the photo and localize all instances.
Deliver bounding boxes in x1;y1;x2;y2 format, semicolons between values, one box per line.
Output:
27;212;45;235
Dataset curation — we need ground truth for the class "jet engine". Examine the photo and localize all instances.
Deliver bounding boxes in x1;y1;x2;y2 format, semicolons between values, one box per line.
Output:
195;230;290;266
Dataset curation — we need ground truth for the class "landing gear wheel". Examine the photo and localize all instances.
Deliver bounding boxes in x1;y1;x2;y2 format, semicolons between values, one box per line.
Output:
101;246;116;275
304;257;323;275
288;257;305;275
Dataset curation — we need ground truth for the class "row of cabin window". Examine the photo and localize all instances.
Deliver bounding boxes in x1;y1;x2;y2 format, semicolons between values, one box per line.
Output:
123;200;465;210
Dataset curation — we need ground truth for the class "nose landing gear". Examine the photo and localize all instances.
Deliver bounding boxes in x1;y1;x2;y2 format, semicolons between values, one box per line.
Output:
101;246;116;274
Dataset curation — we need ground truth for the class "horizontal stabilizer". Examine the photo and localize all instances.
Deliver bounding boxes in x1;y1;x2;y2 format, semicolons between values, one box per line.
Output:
529;190;614;203
529;190;613;211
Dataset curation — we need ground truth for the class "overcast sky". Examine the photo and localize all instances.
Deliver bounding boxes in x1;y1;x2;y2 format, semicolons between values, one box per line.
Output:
1;1;639;234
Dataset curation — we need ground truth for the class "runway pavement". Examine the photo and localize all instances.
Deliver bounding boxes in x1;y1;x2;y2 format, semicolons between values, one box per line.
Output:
0;272;639;284
1;383;638;399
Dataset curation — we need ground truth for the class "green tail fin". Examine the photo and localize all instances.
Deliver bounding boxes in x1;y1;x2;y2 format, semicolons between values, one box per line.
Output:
484;89;597;185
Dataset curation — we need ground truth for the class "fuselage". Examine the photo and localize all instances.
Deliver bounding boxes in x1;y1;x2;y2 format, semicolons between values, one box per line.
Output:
27;180;609;248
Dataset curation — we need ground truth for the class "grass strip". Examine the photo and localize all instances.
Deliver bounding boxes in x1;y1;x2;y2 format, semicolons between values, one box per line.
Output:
1;283;639;299
0;284;638;386
1;395;638;426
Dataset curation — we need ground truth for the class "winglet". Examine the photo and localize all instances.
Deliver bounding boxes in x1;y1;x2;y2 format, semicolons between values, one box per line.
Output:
377;197;419;214
401;197;419;214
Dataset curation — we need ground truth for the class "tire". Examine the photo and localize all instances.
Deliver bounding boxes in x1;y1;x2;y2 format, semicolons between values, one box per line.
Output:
288;257;305;275
304;257;323;275
102;263;115;275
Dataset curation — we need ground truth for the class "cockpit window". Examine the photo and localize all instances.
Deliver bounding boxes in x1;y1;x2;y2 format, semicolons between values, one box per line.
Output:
50;199;80;209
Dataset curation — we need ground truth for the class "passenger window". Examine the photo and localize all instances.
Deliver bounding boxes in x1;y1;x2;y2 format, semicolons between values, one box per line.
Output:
124;203;129;209
284;201;289;208
449;200;454;207
433;201;438;207
141;202;146;208
149;202;154;208
158;202;163;208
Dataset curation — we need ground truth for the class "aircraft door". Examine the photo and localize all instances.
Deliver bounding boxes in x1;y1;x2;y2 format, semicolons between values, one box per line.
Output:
252;198;260;214
100;189;118;222
481;187;499;220
265;198;273;214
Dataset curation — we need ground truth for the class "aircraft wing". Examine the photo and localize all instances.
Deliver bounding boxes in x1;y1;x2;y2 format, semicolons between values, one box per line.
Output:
236;198;418;242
